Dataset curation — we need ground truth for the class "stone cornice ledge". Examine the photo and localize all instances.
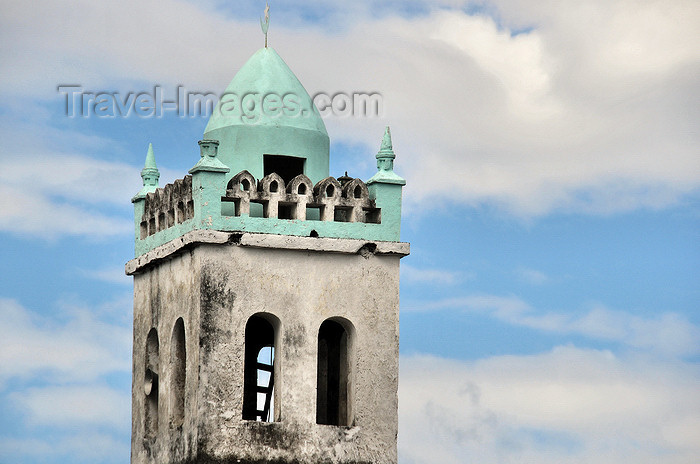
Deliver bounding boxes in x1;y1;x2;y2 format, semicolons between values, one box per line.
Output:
126;230;410;275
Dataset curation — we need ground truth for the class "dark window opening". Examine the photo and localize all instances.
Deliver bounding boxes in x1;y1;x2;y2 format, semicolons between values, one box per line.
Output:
264;155;305;185
325;184;335;198
170;318;186;427
363;208;381;224
278;203;295;220
158;212;166;231
269;180;279;193
145;328;159;438
243;315;277;422
297;183;307;195
167;209;175;228
241;178;251;191
317;320;352;426
334;207;351;222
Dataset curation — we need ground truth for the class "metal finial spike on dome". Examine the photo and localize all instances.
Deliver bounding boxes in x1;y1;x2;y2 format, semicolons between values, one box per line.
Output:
260;2;270;48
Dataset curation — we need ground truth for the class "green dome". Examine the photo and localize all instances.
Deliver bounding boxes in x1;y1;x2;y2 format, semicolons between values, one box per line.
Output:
204;47;329;184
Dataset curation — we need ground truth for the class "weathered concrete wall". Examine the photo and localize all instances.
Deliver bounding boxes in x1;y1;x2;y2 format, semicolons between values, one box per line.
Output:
129;233;407;464
131;249;201;464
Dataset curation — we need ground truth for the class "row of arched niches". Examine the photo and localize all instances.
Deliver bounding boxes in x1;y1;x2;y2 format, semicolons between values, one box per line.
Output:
142;314;354;441
140;172;382;239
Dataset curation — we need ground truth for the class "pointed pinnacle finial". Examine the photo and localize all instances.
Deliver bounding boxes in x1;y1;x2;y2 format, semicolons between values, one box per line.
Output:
141;143;160;187
144;143;157;170
367;126;405;185
376;126;396;164
260;2;270;48
132;143;160;202
380;126;393;154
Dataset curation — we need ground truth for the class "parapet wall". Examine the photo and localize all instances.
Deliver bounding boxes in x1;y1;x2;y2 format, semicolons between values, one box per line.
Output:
141;176;193;239
134;169;403;257
222;171;380;223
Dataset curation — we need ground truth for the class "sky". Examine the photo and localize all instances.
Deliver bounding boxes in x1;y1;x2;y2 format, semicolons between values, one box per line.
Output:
0;0;698;463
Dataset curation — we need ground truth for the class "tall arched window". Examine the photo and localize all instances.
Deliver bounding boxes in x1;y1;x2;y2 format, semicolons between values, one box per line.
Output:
144;328;159;437
170;318;186;427
317;318;354;426
242;313;279;422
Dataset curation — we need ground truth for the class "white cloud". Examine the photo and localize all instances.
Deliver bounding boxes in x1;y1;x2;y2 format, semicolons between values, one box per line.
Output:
516;267;549;285
401;263;468;285
81;266;132;285
0;298;132;463
399;347;700;464
0;183;133;239
10;385;130;430
0;432;128;464
0;298;131;385
2;0;698;218
406;294;700;356
0;115;184;239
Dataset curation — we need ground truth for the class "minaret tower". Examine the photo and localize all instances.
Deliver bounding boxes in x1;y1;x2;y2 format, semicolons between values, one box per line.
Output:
126;41;409;464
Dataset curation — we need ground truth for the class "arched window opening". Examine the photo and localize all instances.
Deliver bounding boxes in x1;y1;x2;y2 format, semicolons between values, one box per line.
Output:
243;314;279;422
144;328;159;438
170;318;186;427
317;319;353;426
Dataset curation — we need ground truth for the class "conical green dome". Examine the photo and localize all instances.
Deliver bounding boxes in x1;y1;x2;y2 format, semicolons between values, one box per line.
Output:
204;47;329;184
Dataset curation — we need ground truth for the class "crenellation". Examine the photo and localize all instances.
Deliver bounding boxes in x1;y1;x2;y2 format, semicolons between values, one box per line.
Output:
141;176;194;238
222;171;379;224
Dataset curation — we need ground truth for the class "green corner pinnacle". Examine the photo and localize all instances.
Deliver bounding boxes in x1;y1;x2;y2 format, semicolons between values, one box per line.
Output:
144;143;157;170
377;126;395;159
368;126;405;185
132;143;161;202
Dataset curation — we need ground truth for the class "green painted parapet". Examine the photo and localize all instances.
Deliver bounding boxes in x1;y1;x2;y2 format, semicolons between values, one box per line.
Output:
132;128;405;257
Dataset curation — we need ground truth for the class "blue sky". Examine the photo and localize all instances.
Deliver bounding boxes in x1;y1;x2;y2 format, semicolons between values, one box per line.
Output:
1;1;699;463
